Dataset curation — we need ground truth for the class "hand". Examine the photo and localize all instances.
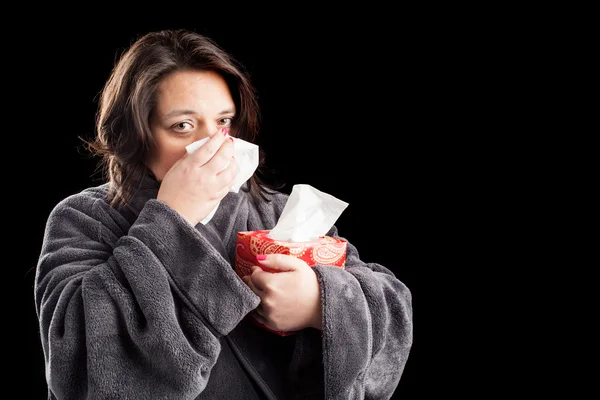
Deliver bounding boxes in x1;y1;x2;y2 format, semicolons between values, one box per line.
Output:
157;128;237;226
242;254;323;332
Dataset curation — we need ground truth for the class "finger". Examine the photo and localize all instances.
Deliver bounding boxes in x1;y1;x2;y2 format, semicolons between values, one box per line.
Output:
215;155;238;188
210;158;237;197
255;253;300;272
249;266;274;292
187;128;229;168
203;137;235;174
253;304;267;320
242;274;263;295
211;179;234;201
251;310;269;327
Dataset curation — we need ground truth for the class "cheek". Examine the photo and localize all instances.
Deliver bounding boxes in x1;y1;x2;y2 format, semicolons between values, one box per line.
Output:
148;142;186;180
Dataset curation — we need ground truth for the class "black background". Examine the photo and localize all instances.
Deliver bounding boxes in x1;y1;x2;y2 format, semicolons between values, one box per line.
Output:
13;16;465;398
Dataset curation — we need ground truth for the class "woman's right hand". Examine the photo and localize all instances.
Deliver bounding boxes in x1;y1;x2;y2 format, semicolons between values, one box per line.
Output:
156;128;237;226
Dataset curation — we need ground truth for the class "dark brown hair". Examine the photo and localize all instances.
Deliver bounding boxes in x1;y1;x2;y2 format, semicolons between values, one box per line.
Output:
84;28;280;208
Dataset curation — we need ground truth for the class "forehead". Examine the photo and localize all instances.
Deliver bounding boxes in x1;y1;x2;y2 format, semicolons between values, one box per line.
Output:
155;70;233;111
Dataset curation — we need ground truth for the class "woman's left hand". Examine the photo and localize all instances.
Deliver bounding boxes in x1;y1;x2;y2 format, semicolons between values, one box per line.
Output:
241;254;322;332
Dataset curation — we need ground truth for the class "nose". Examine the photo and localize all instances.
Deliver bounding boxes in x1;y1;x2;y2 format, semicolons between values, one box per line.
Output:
206;127;220;138
194;124;222;142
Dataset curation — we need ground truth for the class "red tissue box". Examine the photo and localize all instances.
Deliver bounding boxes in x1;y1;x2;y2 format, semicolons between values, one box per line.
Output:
235;230;347;336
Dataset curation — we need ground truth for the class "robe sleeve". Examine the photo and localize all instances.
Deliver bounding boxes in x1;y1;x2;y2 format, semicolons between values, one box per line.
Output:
34;195;259;399
313;226;413;400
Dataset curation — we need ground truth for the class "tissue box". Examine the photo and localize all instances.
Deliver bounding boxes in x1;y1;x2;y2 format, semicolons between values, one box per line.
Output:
235;229;347;336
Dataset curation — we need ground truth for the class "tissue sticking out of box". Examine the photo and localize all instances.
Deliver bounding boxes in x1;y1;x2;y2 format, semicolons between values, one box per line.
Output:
267;184;349;242
186;136;259;193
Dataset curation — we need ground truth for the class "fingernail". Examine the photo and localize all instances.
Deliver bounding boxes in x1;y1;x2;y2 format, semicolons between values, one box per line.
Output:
229;137;234;142
256;254;267;261
222;128;229;135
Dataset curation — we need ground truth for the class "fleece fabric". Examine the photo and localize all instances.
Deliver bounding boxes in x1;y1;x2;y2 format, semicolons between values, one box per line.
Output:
34;180;413;399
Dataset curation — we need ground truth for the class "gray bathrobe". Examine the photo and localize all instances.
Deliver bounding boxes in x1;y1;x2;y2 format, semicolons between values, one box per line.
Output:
34;180;413;399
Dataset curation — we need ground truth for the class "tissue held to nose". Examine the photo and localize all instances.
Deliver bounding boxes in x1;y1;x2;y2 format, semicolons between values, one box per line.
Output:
185;136;260;224
186;136;259;193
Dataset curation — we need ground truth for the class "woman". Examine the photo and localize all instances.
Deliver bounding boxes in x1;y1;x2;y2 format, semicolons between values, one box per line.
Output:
34;28;413;399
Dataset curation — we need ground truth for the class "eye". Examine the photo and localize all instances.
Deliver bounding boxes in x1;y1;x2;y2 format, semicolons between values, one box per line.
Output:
219;117;234;127
171;121;193;133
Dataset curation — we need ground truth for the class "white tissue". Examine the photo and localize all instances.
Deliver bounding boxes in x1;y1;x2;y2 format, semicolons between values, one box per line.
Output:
185;136;259;193
267;184;349;242
185;136;259;224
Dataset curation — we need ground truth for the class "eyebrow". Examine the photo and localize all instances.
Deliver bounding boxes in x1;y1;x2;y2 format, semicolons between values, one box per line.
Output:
163;107;236;119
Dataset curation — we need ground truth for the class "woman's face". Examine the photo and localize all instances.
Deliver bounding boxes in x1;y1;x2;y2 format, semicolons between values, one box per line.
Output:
147;69;236;181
